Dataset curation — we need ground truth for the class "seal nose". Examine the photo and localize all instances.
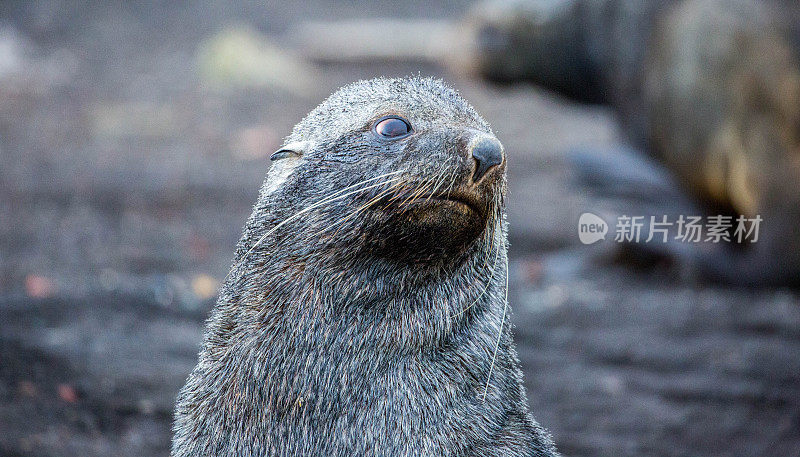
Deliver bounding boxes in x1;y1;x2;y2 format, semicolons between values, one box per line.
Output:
469;136;504;183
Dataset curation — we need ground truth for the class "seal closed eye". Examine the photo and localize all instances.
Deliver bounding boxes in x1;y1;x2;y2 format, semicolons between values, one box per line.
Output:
171;76;560;457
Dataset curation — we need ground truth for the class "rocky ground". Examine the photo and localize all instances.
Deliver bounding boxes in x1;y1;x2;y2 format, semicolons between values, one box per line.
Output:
1;1;799;456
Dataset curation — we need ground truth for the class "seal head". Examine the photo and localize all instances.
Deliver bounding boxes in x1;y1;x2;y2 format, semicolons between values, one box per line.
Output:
260;77;506;266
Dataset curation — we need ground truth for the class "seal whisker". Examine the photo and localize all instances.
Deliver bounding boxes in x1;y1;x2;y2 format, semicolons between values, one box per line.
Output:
413;180;437;205
358;180;406;212
371;180;419;214
405;160;454;208
398;180;433;212
403;161;455;209
408;181;436;207
235;172;406;269
313;178;405;237
423;157;457;204
403;176;435;206
452;246;500;318
380;182;414;211
450;192;501;320
443;159;461;198
485;191;501;252
482;250;509;403
324;180;406;239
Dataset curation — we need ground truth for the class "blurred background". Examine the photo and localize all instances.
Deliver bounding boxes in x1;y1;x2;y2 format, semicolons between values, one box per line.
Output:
1;0;799;456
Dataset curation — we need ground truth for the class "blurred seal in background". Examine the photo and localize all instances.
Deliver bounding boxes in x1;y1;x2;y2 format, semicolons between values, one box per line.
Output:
460;0;800;285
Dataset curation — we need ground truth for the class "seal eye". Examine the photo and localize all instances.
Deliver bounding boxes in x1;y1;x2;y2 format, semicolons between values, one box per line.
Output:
374;116;412;139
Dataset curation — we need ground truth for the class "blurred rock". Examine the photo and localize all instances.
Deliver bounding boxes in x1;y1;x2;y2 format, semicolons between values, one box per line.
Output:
24;274;56;299
292;19;458;63
17;380;37;397
57;384;78;403
90;102;183;139
197;27;320;96
231;124;280;160
0;24;78;96
0;25;26;78
190;274;218;301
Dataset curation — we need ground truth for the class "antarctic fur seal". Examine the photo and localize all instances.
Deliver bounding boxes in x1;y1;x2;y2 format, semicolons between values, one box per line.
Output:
171;77;559;456
461;0;800;285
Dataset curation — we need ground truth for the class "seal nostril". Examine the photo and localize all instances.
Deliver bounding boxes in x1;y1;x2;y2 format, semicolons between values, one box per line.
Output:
470;137;504;183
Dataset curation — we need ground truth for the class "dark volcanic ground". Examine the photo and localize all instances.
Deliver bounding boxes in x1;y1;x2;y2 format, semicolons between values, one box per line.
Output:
1;2;799;456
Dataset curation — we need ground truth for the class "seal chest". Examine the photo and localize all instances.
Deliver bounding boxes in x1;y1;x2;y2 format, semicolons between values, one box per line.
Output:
171;77;559;457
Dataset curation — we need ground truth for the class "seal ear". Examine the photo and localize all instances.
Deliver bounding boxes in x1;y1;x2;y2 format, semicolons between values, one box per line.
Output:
270;141;309;161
